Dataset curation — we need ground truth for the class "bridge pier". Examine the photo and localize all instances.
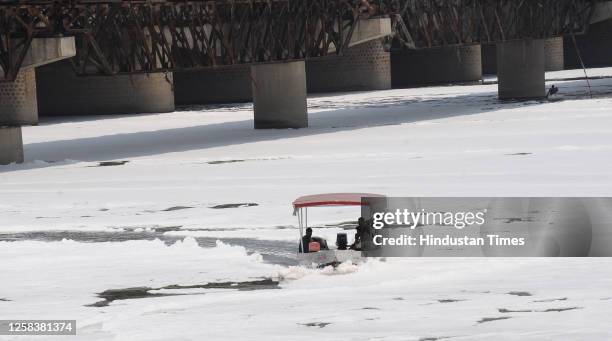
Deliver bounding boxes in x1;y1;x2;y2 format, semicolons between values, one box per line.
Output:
0;37;75;164
0;127;24;165
172;18;391;105
1;37;75;126
307;40;391;93
251;61;307;129
390;44;482;87
544;37;565;71
36;61;175;116
482;37;564;74
0;69;38;126
497;39;546;100
174;39;390;106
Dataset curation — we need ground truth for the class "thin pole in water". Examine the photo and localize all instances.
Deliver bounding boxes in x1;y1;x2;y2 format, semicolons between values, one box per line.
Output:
571;32;593;99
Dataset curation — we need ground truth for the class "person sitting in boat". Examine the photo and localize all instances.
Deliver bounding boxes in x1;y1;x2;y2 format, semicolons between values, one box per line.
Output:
350;232;362;251
299;228;329;253
355;217;368;240
299;227;313;253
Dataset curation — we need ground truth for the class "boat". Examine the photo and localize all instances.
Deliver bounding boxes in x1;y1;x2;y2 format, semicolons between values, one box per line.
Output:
292;193;385;267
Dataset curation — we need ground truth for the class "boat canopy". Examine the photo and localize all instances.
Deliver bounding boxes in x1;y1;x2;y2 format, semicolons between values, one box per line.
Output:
292;193;385;209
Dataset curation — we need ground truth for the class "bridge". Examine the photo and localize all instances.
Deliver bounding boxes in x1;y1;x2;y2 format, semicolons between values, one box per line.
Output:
0;0;597;78
1;0;611;164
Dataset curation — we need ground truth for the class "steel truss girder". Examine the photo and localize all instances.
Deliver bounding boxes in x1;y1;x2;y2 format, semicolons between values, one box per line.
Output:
1;0;368;79
375;0;596;49
0;0;599;80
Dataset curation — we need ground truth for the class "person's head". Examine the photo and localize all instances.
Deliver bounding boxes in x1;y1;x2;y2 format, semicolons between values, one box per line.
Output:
358;217;365;225
305;227;312;237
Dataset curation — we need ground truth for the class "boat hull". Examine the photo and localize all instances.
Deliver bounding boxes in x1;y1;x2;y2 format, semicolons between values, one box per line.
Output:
297;250;362;267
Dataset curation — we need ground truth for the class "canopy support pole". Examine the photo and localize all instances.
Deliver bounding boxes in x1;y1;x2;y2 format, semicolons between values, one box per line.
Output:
298;208;305;253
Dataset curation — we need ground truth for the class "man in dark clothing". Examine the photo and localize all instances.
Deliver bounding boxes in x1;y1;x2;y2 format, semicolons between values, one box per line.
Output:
299;228;328;252
356;217;366;240
300;227;313;253
350;232;362;251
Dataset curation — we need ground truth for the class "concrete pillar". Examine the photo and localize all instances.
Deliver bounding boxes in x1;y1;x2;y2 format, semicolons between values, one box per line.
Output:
483;37;564;74
497;39;546;100
251;61;307;129
174;66;251;105
0;37;75;165
544;37;564;71
307;40;391;93
0;69;38;126
0;37;75;124
391;44;482;87
0;127;24;165
36;61;175;116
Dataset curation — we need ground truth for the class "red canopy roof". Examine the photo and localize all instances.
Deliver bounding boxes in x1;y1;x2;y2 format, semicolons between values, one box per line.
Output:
292;193;385;209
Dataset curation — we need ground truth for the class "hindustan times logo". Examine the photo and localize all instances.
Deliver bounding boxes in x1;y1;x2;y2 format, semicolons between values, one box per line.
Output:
372;209;487;230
